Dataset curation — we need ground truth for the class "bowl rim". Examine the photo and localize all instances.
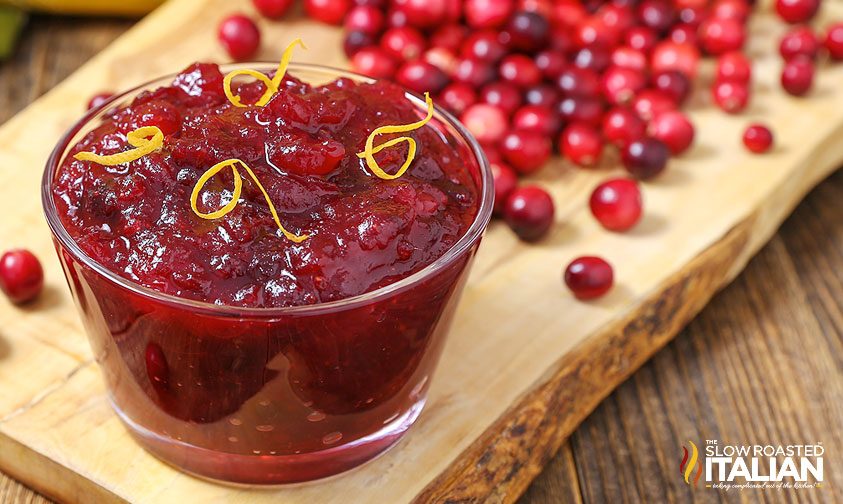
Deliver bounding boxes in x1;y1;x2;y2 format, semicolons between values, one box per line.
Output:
42;62;493;317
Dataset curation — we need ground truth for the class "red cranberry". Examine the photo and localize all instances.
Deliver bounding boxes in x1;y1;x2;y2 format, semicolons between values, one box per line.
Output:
649;110;694;155
381;26;426;60
558;96;604;127
431;24;468;53
638;0;675;33
551;0;587;29
465;0;515;29
779;26;819;60
712;80;749;113
775;0;819;24
452;57;496;87
712;0;750;23
651;41;700;78
0;249;43;304
439;83;476;116
603;107;646;147
781;56;814;96
343;31;376;58
678;4;706;26
513;105;560;136
743;124;774;154
560;122;603;167
87;92;113;111
716;51;752;83
535;50;567;79
825;23;843;60
492;162;518;215
669;24;698;45
589;178;642;231
524;84;560;108
252;0;294;18
549;26;575;53
632;90;676;122
622;138;670;179
461;30;507;62
504;186;555;241
652;70;691;105
217;14;261;61
625;26;658;53
304;0;350;25
504;10;550;51
393;0;447;28
611;46;647;71
462;104;509;144
598;3;636;33
386;7;408;27
500;131;552;174
344;5;385;34
564;256;613;300
601;66;647;105
351;47;398;78
573;45;611;72
576;15;621;48
480;82;523;116
395;61;448;94
699;17;746;55
423;47;457;74
556;67;600;97
499;54;542;88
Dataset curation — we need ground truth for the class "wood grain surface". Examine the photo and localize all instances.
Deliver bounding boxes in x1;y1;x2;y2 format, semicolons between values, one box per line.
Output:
1;10;841;504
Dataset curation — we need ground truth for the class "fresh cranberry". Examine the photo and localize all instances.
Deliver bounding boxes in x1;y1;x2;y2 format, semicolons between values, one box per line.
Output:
573;45;611;72
549;26;575;53
503;186;555;241
252;0;295;18
380;26;426;60
652;70;691;105
699;16;746;55
344;5;385;34
603;107;646;147
601;66;647;105
480;82;523;116
638;0;676;33
560;123;603;167
598;3;636;33
716;51;752;83
712;80;749;113
217;14;261;61
775;0;819;24
500;131;552;174
524;84;559;108
304;0;350;25
564;256;613;299
826;23;843;60
743;124;774;154
649;110;694;155
465;0;515;29
461;30;507;62
625;26;658;53
504;10;550;51
781;56;814;96
343;31;376;58
678;4;706;26
452;57;496;87
351;47;398;79
558;96;604;127
651;41;700;78
611;46;648;71
589;178;642;231
395;61;448;94
491;162;518;215
519;0;553;17
0;249;44;304
392;0;447;28
712;0;750;23
512;105;560;136
779;26;819;60
535;50;567;79
87;92;113;111
431;24;468;53
576;15;621;48
622;138;670;179
669;24;698;45
439;83;476;116
499;54;542;88
632;90;676;122
386;7;408;27
556;67;600;97
461;104;509;144
551;0;587;29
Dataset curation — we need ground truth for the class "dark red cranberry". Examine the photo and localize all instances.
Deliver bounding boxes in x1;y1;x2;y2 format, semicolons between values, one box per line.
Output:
699;17;746;55
712;80;749;113
712;0;750;23
638;0;676;33
504;186;555;241
716;51;752;83
589;178;642;231
669;24;697;45
343;30;376;58
524;85;559;108
395;61;448;94
252;0;294;18
556;67;600;97
461;30;507;63
304;0;350;25
649;110;694;155
826;23;843;60
465;0;515;29
439;83;476;116
781;56;814;96
344;5;385;34
504;10;550;51
779;26;819;60
480;82;523;116
743;124;774;154
678;5;706;27
558;96;604;127
0;249;43;304
431;24;468;53
535;50;567;79
576;15;621;48
611;46;647;71
452;57;496;87
492;162;518;215
87;92;113;111
560;122;603;167
513;105;561;136
549;25;575;53
622;138;670;179
632;89;676;122
217;14;261;61
652;71;691;105
603;107;646;147
351;47;398;78
775;0;819;24
462;104;508;144
601;66;647;105
380;26;426;60
625;26;658;53
573;45;611;72
500;131;552;174
651;41;700;78
499;54;542;88
565;256;613;299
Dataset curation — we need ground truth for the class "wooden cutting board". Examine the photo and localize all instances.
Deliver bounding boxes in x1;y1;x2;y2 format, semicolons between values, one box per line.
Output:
1;1;842;502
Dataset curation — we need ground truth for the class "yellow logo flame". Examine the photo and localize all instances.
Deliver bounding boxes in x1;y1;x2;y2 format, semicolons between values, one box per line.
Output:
680;440;703;487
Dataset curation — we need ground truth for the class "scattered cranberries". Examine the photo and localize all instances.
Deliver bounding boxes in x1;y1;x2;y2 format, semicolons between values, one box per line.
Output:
560;123;603;167
503;185;555;241
589;178;643;232
826;23;843;60
781;56;814;96
622;138;670;180
743;124;774;154
395;61;448;94
351;47;398;78
564;256;614;300
603;107;646;147
712;80;749;113
500;131;552;174
252;0;294;19
217;14;261;61
775;0;820;24
381;26;426;61
779;26;819;61
462;104;509;144
304;0;350;25
699;16;745;56
716;51;752;83
649;110;695;155
0;249;44;304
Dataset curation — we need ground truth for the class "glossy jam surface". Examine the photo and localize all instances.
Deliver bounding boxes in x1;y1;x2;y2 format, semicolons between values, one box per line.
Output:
54;63;479;308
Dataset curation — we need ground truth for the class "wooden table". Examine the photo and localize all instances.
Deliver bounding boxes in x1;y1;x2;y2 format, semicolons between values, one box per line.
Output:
1;16;840;504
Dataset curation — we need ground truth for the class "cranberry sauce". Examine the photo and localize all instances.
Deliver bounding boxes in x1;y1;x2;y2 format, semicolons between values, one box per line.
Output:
54;63;479;308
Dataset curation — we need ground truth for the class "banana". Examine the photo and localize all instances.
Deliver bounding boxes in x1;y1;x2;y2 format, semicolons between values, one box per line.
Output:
0;0;164;16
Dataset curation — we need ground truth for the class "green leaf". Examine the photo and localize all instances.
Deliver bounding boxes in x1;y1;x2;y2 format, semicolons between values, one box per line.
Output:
0;6;27;60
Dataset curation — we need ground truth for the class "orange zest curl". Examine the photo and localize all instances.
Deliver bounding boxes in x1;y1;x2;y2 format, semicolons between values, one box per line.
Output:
356;93;434;180
223;38;307;108
190;158;308;243
73;126;163;166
